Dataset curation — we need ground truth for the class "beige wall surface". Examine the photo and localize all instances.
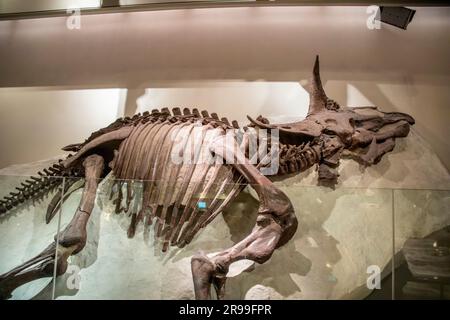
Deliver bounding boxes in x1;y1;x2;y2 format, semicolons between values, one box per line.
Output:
0;6;449;170
0;88;125;168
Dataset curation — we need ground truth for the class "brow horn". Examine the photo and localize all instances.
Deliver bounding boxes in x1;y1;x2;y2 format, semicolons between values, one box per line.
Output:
308;55;328;116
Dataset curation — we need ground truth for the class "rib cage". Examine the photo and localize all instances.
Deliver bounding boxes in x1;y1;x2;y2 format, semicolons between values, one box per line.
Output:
110;108;245;251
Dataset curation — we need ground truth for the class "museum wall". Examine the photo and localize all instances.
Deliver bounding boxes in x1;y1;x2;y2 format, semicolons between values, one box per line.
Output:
0;6;449;170
0;88;125;168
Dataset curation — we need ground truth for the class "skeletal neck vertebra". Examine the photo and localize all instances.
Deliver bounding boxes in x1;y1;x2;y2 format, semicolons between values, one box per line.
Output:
277;141;322;175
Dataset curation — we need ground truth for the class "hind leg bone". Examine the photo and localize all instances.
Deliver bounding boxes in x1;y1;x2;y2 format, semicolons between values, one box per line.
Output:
0;154;104;299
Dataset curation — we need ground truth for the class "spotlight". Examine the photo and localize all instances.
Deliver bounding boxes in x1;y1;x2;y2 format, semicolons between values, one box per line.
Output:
101;0;120;8
378;6;416;30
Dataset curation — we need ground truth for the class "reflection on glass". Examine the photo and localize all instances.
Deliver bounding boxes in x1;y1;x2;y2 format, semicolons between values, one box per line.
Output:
1;170;449;299
394;190;450;300
0;175;63;300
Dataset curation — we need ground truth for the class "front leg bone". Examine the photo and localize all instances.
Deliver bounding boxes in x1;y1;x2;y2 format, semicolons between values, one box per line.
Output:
191;136;298;300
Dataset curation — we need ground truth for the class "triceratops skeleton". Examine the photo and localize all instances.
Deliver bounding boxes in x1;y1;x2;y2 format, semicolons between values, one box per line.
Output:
0;56;414;299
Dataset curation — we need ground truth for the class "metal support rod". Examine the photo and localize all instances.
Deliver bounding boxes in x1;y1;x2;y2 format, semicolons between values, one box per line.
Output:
51;177;65;300
391;188;395;300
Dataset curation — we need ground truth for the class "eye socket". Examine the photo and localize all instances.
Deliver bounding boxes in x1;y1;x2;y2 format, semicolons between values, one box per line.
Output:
323;129;335;135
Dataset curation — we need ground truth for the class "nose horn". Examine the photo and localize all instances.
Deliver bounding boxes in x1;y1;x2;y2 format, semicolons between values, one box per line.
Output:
308;55;328;116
